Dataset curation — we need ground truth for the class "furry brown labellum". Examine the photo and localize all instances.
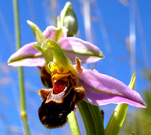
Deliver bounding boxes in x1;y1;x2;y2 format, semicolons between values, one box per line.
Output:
38;76;85;128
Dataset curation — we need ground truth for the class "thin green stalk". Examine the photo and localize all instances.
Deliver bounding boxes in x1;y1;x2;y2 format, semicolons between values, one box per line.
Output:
13;0;30;135
77;101;95;135
68;111;81;135
78;101;105;135
87;104;104;134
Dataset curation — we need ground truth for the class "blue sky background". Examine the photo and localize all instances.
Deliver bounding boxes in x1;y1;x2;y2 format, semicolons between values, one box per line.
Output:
0;0;151;134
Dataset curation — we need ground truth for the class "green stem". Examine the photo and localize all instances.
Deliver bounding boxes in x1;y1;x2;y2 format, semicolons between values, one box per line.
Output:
67;111;81;135
13;0;30;135
77;101;95;135
78;101;105;135
87;104;105;134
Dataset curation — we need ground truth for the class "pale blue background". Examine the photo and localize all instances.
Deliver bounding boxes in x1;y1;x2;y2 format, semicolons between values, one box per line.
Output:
0;0;150;134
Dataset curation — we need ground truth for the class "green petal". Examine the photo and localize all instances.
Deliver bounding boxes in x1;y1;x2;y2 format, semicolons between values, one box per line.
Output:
27;20;46;45
41;39;71;65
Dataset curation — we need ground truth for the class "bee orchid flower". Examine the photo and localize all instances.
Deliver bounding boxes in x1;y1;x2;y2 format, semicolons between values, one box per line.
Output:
37;39;146;128
7;25;146;109
8;22;146;129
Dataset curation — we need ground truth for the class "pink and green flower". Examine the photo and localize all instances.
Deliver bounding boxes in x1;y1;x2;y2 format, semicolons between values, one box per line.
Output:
8;22;146;108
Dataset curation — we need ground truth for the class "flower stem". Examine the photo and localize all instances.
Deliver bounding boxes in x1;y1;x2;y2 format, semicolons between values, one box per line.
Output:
78;101;105;135
67;111;81;135
13;0;30;134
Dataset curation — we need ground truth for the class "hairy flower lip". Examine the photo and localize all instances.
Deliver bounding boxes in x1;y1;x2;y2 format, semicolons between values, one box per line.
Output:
38;78;85;129
38;98;68;129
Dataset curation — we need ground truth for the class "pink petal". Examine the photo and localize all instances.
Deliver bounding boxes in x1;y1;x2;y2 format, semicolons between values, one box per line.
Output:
78;68;146;108
8;42;45;67
43;26;68;40
58;37;104;64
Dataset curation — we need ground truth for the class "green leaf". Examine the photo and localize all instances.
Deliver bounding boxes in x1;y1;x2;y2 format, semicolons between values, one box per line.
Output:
105;73;136;135
128;73;136;90
27;20;46;45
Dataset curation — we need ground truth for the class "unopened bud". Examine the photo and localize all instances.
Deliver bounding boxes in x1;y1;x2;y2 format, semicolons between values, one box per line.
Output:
58;2;78;36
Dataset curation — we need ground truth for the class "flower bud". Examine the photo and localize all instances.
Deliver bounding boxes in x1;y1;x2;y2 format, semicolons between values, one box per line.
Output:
58;2;78;36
